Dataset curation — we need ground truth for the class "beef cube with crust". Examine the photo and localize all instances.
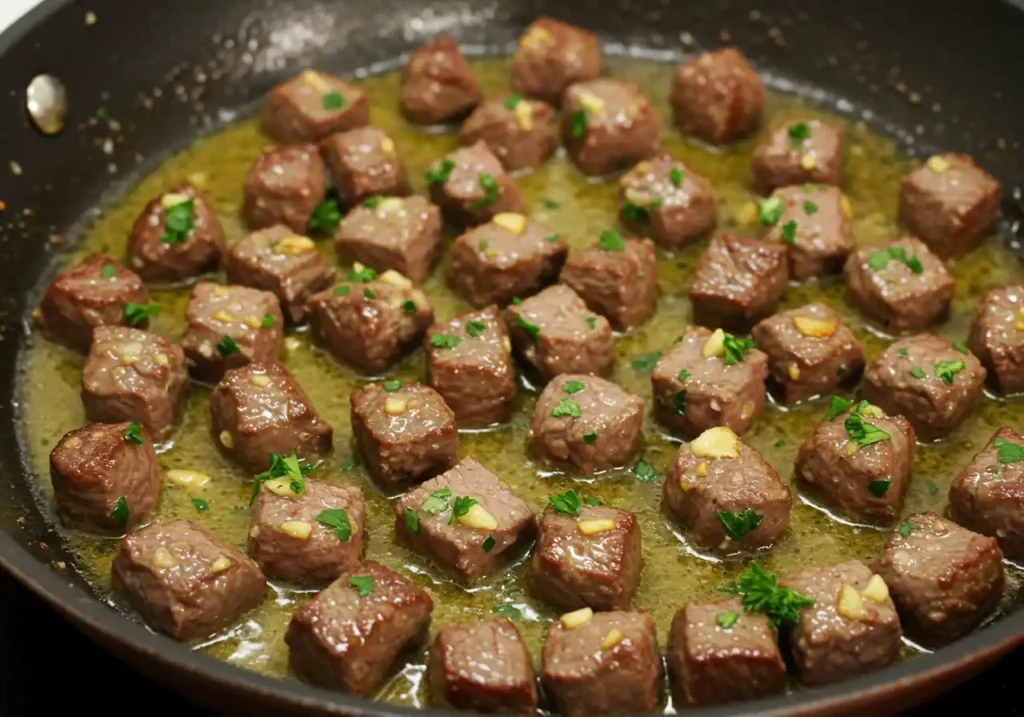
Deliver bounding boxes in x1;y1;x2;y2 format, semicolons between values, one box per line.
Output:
210;362;334;474
899;153;1001;258
394;457;534;582
112;520;266;640
873;511;1003;644
511;17;602;106
427;617;538;712
262;70;369;144
968;285;1024;395
33;253;150;353
670;47;765;145
243;145;327;234
541;610;660;717
352;382;458;492
761;184;853;279
427;142;524;228
751;119;845;193
844;237;955;334
459;94;558;171
862;334;986;441
321;126;409;206
559;233;658;330
81;326;188;441
562;79;660;176
401;36;481;125
286;560;433;696
335;196;441;284
618;154;717;250
752;303;863;405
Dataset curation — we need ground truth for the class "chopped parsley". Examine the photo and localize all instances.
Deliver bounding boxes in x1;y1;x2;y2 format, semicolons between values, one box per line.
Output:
334;285;351;296
308;198;342;232
192;497;209;512
503;93;524;109
758;196;784;226
402;300;418;314
583;496;605;507
774;439;786;448
898;522;921;538
630;351;662;374
316;508;352;541
803;200;819;215
545;234;561;244
382;379;402;392
716;611;740;629
482;536;496;552
678;369;692;381
161;198;195;244
101;264;117;278
670;167;685;187
450;495;479;524
563;380;585;394
583;432;598;444
599;229;626;252
250;453;312;505
549;489;581;515
466;320;487;337
909;367;926;379
405;507;420;533
828;396;854;420
340;457;360;471
430;334;462;349
261;313;277;328
349;574;374;597
867;479;891;497
995;436;1024;464
586;317;597;329
363;196;382;209
622;202;650;223
514;314;541;341
322;91;346;110
926;480;939;496
123;302;160;327
124;422;144;445
468;173;500;211
347;265;377;283
720;562;814;628
780;220;798;244
362;288;376;300
217;336;240;356
570;109;587;139
422;488;453;516
111;496;129;523
425;157;455;185
867;246;924;275
935;359;965;385
717;508;762;540
953;342;969;355
672;390;687;417
897;348;909;358
541;198;560;209
723;334;755;366
634;459;658;482
845;411;891;448
551;398;581;418
491;604;522;620
788;121;812;149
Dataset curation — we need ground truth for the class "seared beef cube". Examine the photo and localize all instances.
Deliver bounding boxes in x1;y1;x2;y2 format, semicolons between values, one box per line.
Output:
352;382;458;491
33;253;150;353
181;282;284;383
562;79;660;176
541;610;660;717
618;154;716;250
511;17;602;106
224;225;334;323
459;94;558;171
81;326;188;441
112;520;266;640
780;560;902;685
529;374;644;474
426;306;516;426
320;126;409;206
862;334;986;441
665;429;791;553
689;233;788;331
751;303;863;405
560;234;658;330
844;236;954;334
666;597;785;706
394;457;534;582
210;362;333;474
401;35;480;125
243;145;326;234
761;184;852;279
530;504;642;611
426;142;524;227
248;479;365;584
670;47;764;145
873;511;1003;644
968;285;1024;394
50;422;161;534
899;153;1001;258
447;213;567;307
949;427;1024;560
427;617;538;712
127;182;226;283
286;561;433;696
751;119;845;193
335;196;441;284
651;326;768;438
262;70;369;144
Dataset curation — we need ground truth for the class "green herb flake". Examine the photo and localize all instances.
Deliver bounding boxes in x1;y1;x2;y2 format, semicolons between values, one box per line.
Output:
672;390;687;417
570;109;588;139
670;167;685;187
363;288;376;300
550;398;581;418
634;459;658;482
316;508;352;541
190;497;209;512
774;439;786;448
503;93;524;110
111;496;129;523
402;300;418;315
334;285;351;295
622;201;650;224
511;298;522;305
867;479;891;497
781;220;798;244
722;334;755;366
548;490;581;515
322;91;346;111
341;457;360;471
468;172;500;211
545;234;561;244
678;369;692;381
123;302;160;327
347;265;377;283
422;488;453;516
788;121;812;149
898;522;921;538
250;453;313;505
758;196;784;226
478;240;490;251
382;379;402;392
307;198;342;232
362;196;382;209
583;432;598;444
349;574;374;597
995;437;1024;464
926;480;939;496
828;396;855;421
405;507;420;533
897;348;909;358
935;359;965;385
217;336;240;356
720;562;815;628
161;198;195;245
586;317;597;329
482;536;496;552
260;313;277;328
717;611;740;630
466;320;487;338
717;508;763;541
514;314;541;341
599;229;626;252
845;412;891;448
867;246;924;275
124;422;144;445
631;351;662;374
563;380;586;394
449;495;479;524
583;496;605;507
909;367;927;379
541;198;560;209
100;264;117;278
425;157;455;186
803;200;819;215
491;604;522;620
953;341;969;355
430;334;462;349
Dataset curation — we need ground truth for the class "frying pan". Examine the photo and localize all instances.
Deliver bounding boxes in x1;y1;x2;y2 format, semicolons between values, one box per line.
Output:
1;0;1022;714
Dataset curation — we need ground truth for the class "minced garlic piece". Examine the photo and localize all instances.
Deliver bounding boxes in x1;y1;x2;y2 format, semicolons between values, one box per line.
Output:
691;427;740;460
301;70;330;92
385;398;408;415
152;547;176;569
514;101;534;131
378;197;404;213
219;431;234;449
560;607;593;630
380;269;412;288
926;155;951;173
492;213;527;235
250;375;271;388
695;461;709;477
702;328;726;358
456;503;499;530
794;315;837;338
862;574;890;602
577;519;616;535
379;136;395;154
273;235;316;255
800;154;818;170
576;90;605;115
836;583;865;620
211;310;235;323
601;629;624;649
166;469;212;489
161;192;190;209
788;364;802;381
209;555;232;573
280;520;313;539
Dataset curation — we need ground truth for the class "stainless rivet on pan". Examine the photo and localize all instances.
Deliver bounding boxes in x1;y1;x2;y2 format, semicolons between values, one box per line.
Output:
26;74;69;136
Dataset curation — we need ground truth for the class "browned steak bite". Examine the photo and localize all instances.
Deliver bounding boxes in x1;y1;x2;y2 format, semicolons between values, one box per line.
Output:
426;142;524;227
394;457;534;582
401;35;481;125
262;70;369;144
651;326;768;439
751;303;863;405
529;374;644;474
559;232;658;330
459;93;558;171
181;282;284;383
665;428;791;554
286;561;433;696
248;479;365;584
968;285;1024;395
504;285;614;384
224;225;334;323
531;502;642;611
873;511;1003;645
617;154;716;250
50;421;161;534
899;153;1001;258
562;79;661;176
949;427;1024;560
670;47;765;145
334;196;441;284
666;596;785;706
112;520;266;640
426;306;516;426
320;126;409;206
351;382;459;492
510;17;602;106
689;233;788;331
33;253;150;353
760;184;852;279
780;560;902;686
844;236;955;334
127;182;226;283
81;326;188;441
751;118;845;193
541;610;660;717
862;334;986;441
243;145;326;234
447;213;567;308
427;617;538;712
210;362;334;474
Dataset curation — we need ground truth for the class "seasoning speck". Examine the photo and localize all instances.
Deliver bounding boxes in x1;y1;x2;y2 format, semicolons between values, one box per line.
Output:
85;11;97;25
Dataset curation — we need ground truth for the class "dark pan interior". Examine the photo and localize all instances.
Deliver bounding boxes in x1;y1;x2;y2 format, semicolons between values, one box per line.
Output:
1;0;1023;714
